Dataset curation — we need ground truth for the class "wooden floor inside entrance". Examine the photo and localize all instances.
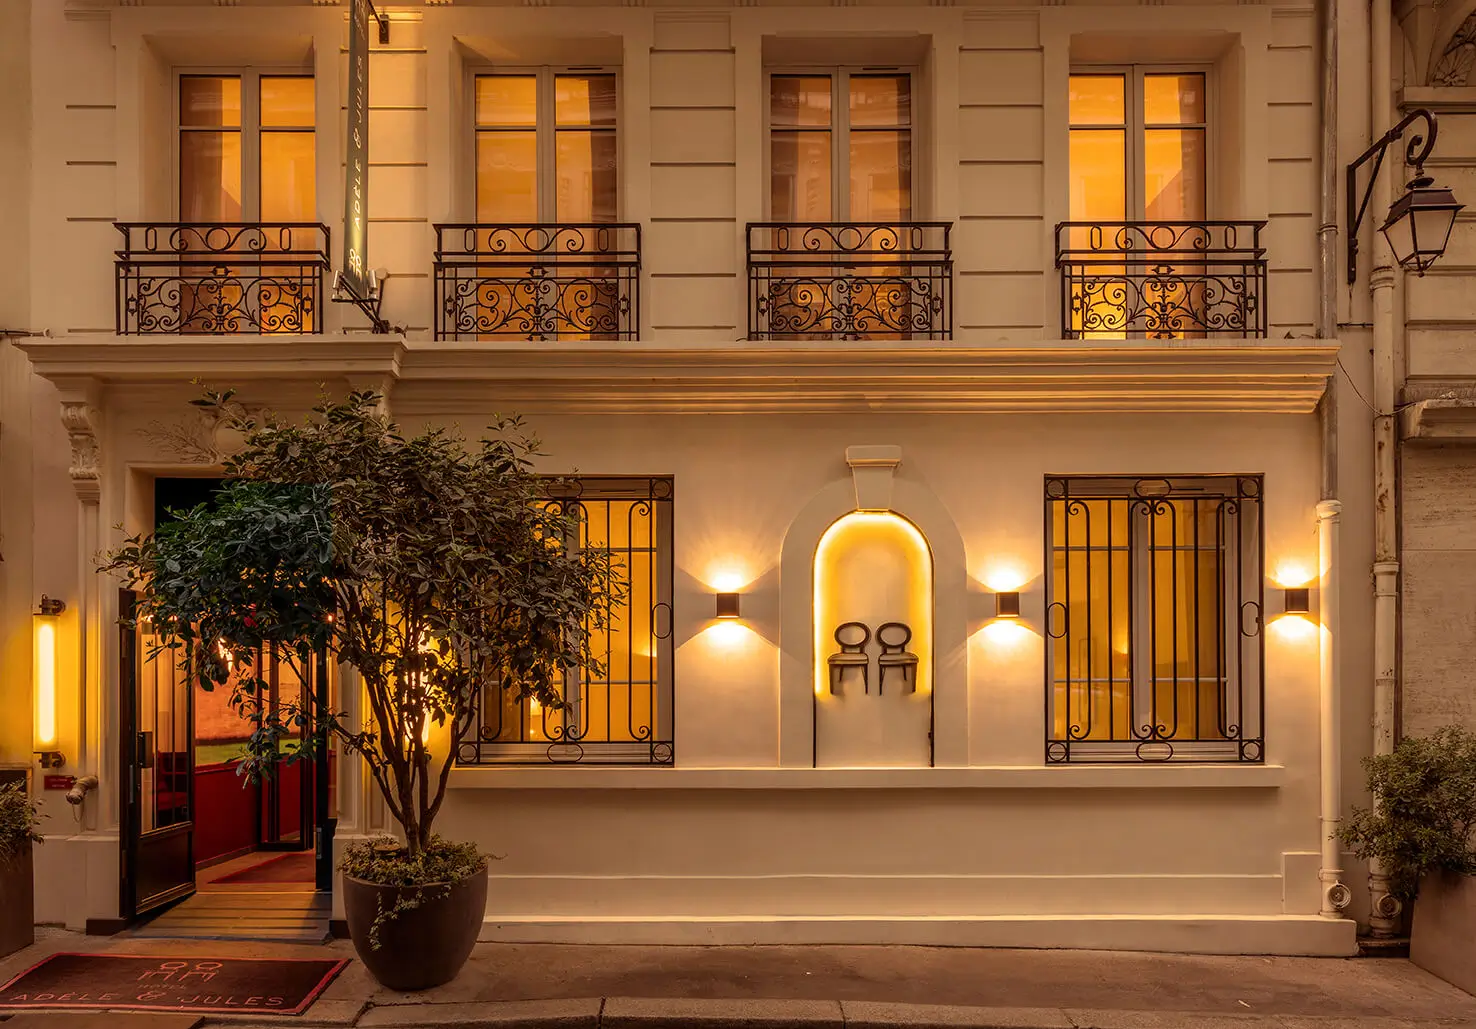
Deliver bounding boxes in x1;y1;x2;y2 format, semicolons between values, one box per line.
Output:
126;851;330;943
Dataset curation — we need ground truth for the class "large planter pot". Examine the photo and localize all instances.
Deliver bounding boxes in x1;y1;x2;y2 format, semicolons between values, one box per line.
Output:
342;864;486;991
0;849;35;960
1411;870;1476;995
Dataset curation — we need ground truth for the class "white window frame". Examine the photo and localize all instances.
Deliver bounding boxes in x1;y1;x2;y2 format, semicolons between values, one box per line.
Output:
763;66;919;222
172;67;316;223
1067;63;1214;221
468;66;622;224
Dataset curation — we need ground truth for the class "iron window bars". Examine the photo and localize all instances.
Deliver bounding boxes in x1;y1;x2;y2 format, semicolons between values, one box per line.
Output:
459;477;675;766
115;223;330;334
433;223;641;341
1054;222;1267;339
747;222;953;340
1044;475;1265;764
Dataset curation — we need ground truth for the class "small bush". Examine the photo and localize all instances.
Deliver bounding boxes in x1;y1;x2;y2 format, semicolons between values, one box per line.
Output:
0;783;44;863
1339;726;1476;901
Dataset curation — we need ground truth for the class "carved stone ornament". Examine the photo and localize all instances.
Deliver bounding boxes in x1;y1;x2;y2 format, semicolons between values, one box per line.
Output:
60;401;101;505
140;394;265;465
1432;13;1476;86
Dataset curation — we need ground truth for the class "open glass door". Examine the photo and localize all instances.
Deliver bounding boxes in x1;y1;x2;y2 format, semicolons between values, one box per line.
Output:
120;588;197;919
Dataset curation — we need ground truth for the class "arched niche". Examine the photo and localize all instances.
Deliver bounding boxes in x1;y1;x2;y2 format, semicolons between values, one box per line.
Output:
777;446;968;768
813;511;934;767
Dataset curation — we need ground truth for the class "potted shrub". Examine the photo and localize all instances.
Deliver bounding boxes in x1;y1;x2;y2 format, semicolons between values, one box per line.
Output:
0;781;43;959
1339;725;1476;992
105;391;617;989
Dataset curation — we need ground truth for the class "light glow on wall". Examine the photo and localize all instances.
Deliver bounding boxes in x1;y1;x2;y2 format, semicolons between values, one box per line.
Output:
980;561;1031;593
980;618;1035;647
812;511;933;698
1270;612;1319;643
34;620;58;749
1273;561;1316;588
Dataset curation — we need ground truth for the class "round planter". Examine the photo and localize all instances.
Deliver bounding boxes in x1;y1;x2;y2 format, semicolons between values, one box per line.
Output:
342;863;487;991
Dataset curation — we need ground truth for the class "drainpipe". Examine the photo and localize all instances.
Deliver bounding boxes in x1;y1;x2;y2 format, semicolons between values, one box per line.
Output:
1316;0;1350;920
1368;0;1403;937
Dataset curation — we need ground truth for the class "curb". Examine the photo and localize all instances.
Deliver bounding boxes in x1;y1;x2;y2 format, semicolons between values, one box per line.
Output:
214;996;1476;1029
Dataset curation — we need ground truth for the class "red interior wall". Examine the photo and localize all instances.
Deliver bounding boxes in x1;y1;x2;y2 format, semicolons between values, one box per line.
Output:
193;761;259;866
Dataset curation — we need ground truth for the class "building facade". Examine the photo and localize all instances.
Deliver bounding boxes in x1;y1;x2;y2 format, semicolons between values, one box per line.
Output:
2;0;1461;955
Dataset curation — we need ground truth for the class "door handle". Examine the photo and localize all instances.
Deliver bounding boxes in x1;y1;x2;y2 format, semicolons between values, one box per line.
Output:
136;731;155;769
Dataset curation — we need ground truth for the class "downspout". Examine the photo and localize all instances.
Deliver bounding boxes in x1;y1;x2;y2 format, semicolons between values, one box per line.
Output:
1316;0;1351;920
1368;0;1403;937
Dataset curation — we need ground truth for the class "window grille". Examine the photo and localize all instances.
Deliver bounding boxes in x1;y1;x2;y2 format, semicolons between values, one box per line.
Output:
458;477;674;765
1044;475;1264;763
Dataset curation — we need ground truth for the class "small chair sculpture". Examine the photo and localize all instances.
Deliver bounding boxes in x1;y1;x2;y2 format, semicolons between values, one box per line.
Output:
827;621;871;694
876;622;919;694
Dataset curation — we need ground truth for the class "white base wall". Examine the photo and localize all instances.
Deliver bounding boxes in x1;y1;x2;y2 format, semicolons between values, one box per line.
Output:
479;914;1359;956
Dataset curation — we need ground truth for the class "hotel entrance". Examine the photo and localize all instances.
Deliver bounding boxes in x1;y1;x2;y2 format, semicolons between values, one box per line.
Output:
117;477;337;941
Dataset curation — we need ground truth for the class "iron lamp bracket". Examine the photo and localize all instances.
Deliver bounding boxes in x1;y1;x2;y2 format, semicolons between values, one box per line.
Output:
1347;108;1439;285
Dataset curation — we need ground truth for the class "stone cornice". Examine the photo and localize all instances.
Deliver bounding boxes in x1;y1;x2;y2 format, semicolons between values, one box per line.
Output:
18;336;1338;415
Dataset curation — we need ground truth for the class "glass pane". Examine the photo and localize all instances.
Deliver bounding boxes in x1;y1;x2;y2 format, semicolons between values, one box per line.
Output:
1069;74;1125;127
849;130;911;221
260;131;316;221
1068;129;1125;222
770;76;832;128
849;75;909;128
180;130;243;221
1144;128;1206;221
556;75;617;127
475;76;537;127
476;131;538;221
556;130;617;222
261;77;315;128
771;130;831;221
180;75;241;128
1144;73;1206;126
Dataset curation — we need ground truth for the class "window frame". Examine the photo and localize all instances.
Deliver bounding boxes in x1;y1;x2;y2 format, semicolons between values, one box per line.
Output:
763;65;918;222
172;67;316;223
1067;63;1215;222
1042;474;1265;765
458;475;675;767
468;65;623;224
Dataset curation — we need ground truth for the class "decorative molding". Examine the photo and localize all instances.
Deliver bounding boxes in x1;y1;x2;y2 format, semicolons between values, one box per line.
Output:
60;401;101;506
846;446;902;512
1401;396;1476;441
1432;12;1476;85
16;336;1339;417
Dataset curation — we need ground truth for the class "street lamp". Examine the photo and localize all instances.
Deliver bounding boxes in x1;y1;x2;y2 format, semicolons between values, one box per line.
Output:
1348;109;1464;284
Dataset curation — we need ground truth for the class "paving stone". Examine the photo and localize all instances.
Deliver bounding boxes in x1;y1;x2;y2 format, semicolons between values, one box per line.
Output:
842;1002;1074;1029
602;996;844;1029
355;997;603;1029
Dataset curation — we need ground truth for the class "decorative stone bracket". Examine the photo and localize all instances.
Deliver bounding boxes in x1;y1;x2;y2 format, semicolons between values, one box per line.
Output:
60;398;101;506
846;445;902;512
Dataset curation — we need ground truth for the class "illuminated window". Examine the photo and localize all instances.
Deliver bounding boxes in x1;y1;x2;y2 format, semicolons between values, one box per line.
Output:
1066;70;1209;338
463;478;674;765
1044;475;1264;764
765;71;917;339
176;74;317;333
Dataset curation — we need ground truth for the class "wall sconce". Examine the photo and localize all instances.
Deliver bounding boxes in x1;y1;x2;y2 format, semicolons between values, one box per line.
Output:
1283;587;1312;617
994;591;1021;619
33;596;65;769
1348;108;1464;282
715;593;741;619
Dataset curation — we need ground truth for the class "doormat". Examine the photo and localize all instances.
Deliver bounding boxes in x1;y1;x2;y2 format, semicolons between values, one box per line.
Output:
0;953;349;1015
211;851;317;884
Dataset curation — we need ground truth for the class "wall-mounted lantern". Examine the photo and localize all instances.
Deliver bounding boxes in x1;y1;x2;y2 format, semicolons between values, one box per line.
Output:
715;593;741;620
1283;587;1312;617
994;591;1021;619
33;596;66;769
1348;109;1464;283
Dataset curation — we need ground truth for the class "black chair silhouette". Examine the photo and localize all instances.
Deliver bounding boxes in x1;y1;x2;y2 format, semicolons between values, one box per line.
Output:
827;621;871;694
876;622;919;694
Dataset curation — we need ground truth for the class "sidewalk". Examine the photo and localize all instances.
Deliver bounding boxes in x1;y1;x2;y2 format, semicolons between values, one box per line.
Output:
1;931;1473;1029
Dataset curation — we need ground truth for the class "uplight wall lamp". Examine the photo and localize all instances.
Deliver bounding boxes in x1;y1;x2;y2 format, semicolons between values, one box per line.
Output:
33;596;66;769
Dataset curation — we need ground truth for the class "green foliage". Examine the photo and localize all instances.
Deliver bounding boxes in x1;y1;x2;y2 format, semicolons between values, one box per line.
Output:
103;390;620;857
341;836;488;951
1339;725;1476;901
0;782;44;863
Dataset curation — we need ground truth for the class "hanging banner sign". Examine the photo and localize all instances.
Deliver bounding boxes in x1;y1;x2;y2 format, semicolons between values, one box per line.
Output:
340;0;373;300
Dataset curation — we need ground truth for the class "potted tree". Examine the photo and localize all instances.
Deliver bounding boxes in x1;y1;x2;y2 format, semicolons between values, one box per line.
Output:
105;391;617;990
1340;725;1476;992
0;781;43;959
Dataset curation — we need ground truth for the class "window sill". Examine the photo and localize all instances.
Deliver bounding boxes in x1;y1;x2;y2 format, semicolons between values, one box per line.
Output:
447;764;1285;790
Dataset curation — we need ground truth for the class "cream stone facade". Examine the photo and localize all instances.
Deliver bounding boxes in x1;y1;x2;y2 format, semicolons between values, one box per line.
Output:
4;0;1467;956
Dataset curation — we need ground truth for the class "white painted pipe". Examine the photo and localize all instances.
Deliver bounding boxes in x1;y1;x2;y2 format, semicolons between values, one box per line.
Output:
1318;500;1350;917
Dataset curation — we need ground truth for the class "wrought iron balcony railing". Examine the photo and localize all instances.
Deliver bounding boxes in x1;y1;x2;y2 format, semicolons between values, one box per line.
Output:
1055;221;1268;339
115;223;330;335
433;223;641;341
747;222;953;341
